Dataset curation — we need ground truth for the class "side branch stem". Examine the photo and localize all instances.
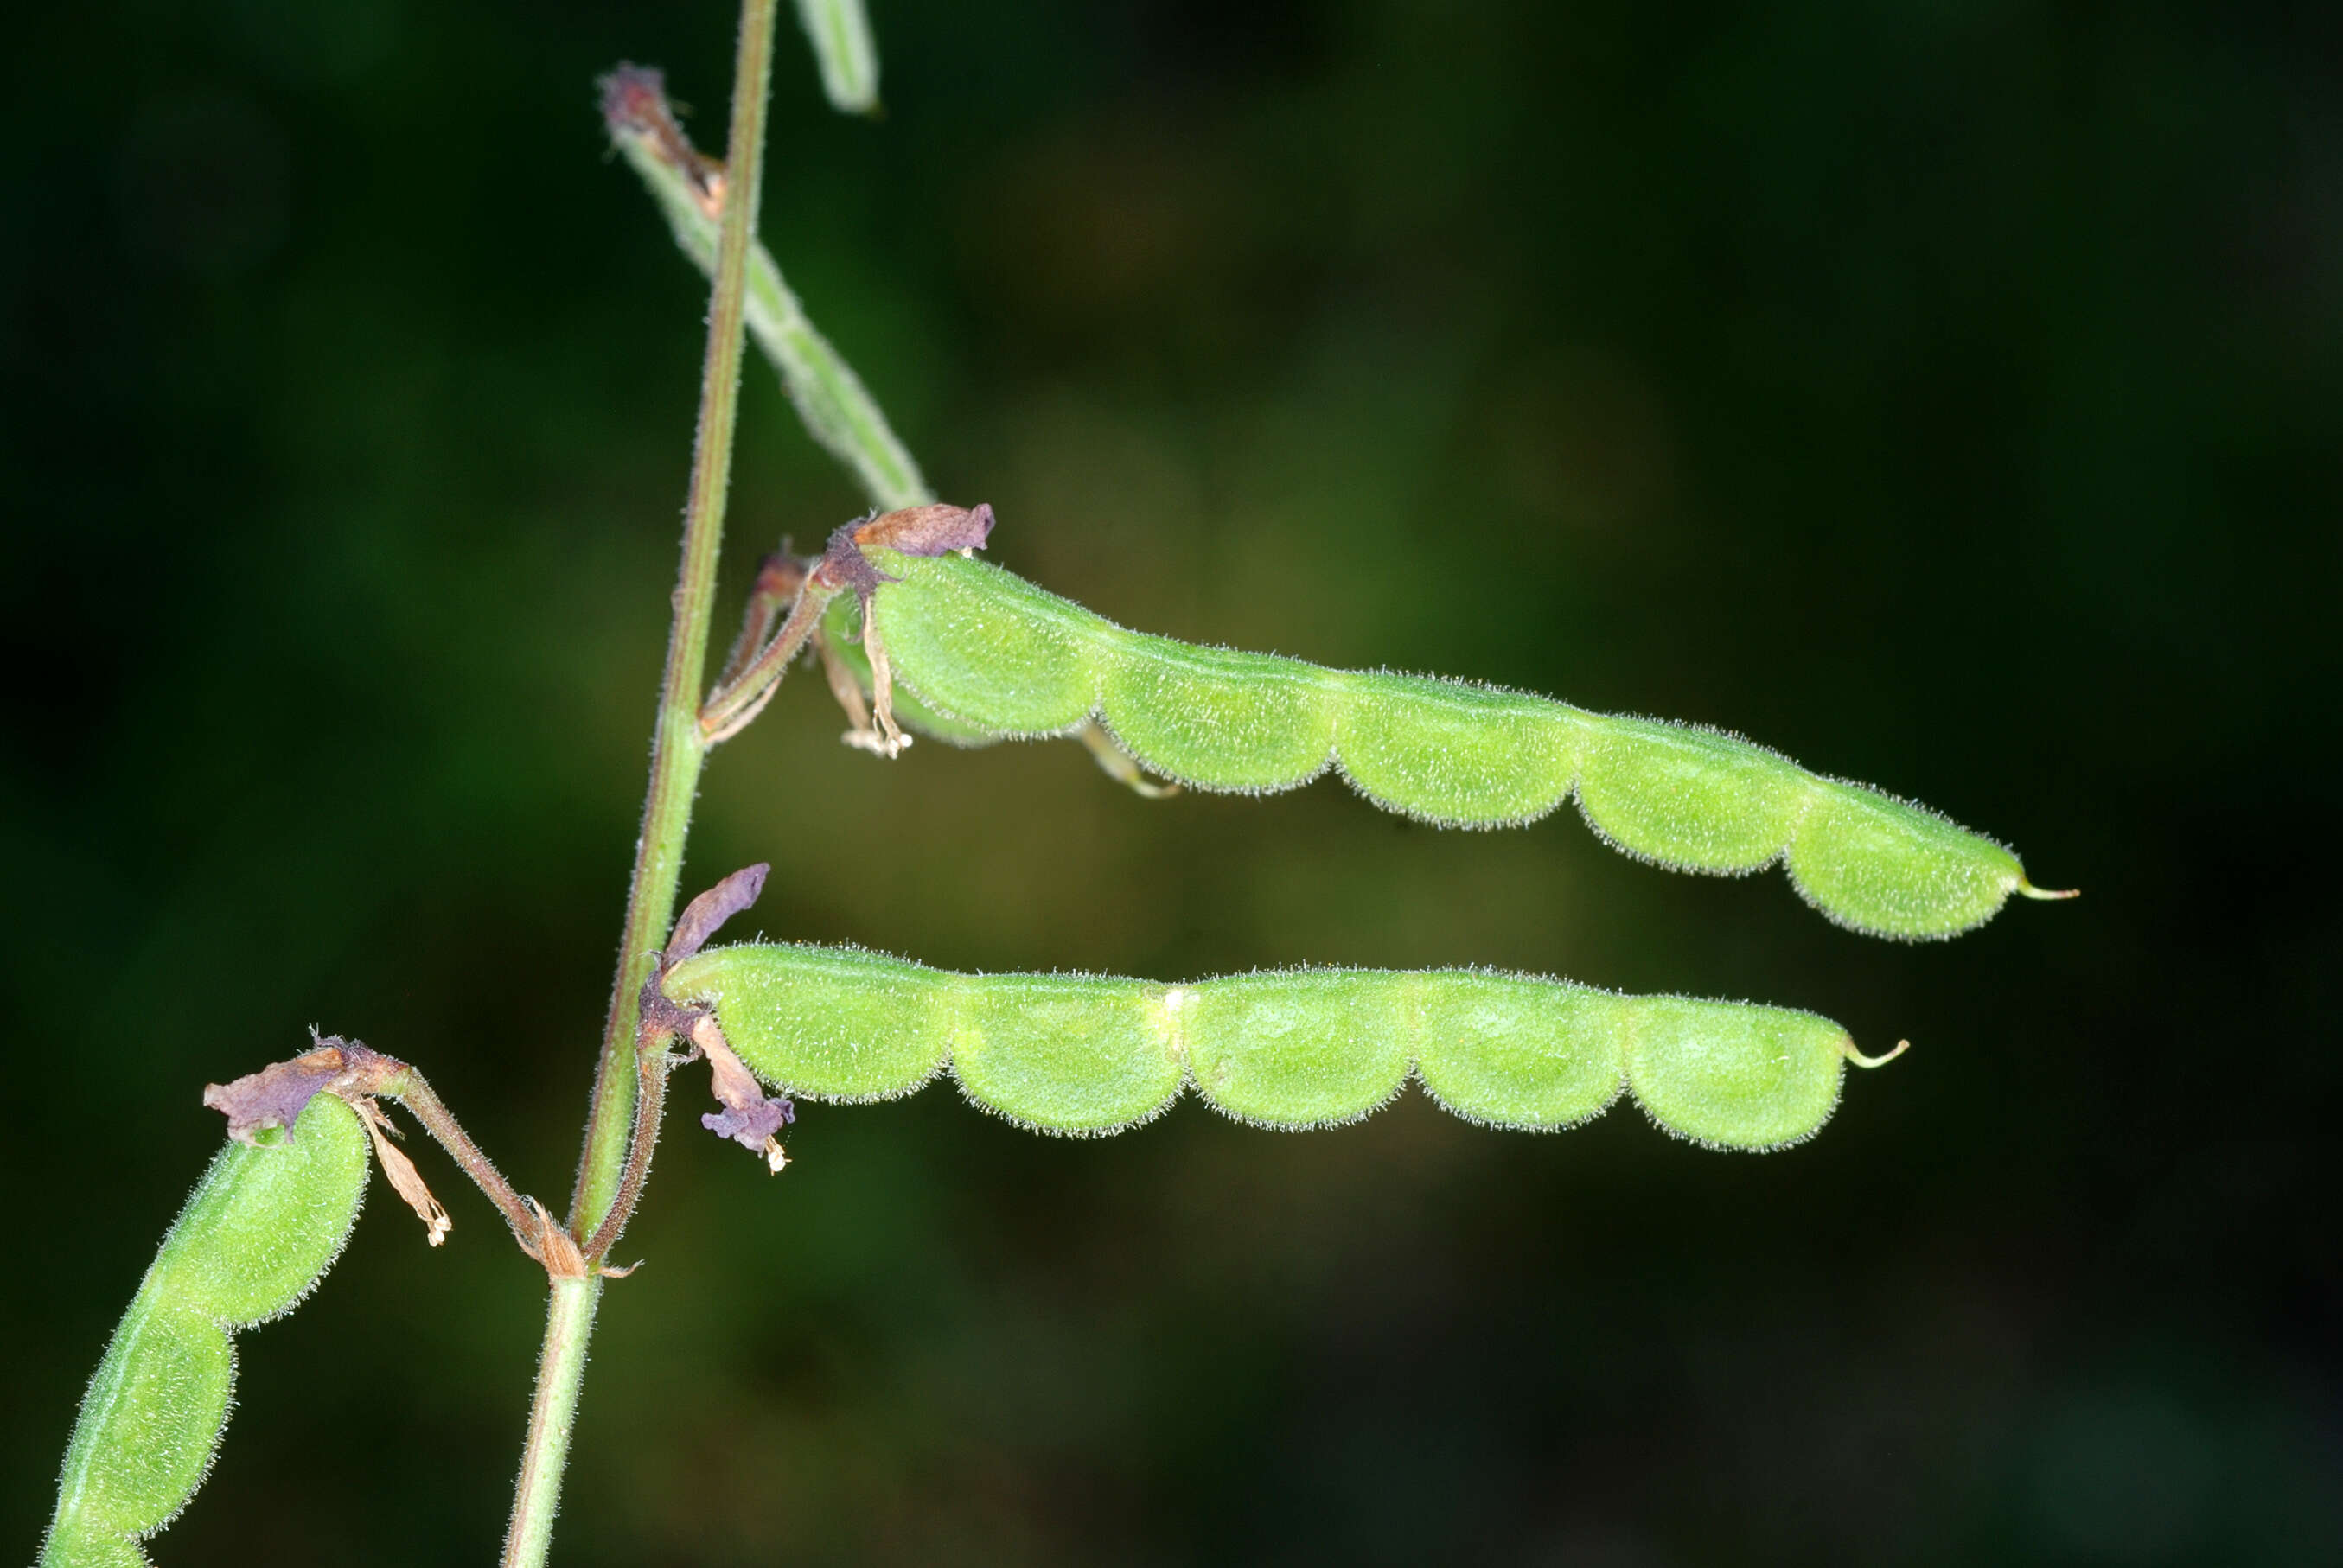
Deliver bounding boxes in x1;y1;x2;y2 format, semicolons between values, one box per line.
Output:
386;1068;538;1241
578;1029;674;1262
502;1;779;1565
700;581;838;738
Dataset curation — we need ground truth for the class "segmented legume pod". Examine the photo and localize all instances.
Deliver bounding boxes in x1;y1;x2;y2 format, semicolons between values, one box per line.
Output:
664;942;1901;1151
42;1094;368;1568
821;548;2059;940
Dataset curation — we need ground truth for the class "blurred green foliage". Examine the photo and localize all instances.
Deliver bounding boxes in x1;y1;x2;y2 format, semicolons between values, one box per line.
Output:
3;1;2338;1563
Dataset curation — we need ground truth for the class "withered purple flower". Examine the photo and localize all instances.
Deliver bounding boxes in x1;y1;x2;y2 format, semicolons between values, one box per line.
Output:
202;1033;400;1145
692;1015;795;1173
667;861;770;966
809;503;996;756
600;64;725;218
641;864;795;1175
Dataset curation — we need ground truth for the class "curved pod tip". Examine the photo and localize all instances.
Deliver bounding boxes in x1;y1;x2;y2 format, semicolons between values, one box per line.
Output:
1843;1037;1912;1069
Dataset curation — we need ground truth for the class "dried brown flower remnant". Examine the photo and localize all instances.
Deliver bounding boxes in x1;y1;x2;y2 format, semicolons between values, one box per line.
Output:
666;862;770;966
814;503;996;755
350;1097;452;1246
852;501;997;561
202;1034;402;1145
640;865;794;1174
814;503;994;596
691;1014;793;1173
600;64;725;218
205;1036;468;1246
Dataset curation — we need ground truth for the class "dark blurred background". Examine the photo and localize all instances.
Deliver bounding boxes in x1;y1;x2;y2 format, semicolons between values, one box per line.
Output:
4;1;2339;1563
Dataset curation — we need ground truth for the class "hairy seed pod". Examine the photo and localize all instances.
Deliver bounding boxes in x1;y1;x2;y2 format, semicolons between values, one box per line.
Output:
42;1094;368;1568
793;0;880;114
664;943;1890;1151
821;549;2056;940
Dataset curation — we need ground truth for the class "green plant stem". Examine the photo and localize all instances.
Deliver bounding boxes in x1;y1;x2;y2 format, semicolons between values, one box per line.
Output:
383;1066;538;1241
701;579;838;738
578;1033;674;1261
571;0;780;1248
611;122;931;512
501;1278;601;1568
501;2;780;1565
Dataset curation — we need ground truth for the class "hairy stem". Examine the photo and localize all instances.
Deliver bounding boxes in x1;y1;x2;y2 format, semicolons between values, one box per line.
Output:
608;82;931;512
701;579;838;738
718;550;809;686
384;1067;539;1242
501;1278;601;1568
578;1033;674;1262
570;0;781;1248
503;1;781;1564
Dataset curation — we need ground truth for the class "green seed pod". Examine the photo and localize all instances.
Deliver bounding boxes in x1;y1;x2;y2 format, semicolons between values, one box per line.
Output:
677;941;956;1101
841;548;2050;940
616;71;2060;939
1179;970;1417;1127
793;0;880;115
950;974;1184;1134
816;598;999;748
664;943;1888;1152
43;1093;368;1568
1100;640;1340;794
1335;674;1588;826
858;554;1113;736
1412;970;1627;1129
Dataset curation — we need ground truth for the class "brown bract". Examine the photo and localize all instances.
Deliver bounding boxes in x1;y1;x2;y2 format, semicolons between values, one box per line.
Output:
520;1199;589;1278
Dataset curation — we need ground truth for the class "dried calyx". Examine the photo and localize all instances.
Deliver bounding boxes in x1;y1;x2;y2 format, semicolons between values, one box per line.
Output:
645;863;794;1173
348;1096;451;1246
813;503;995;755
204;1034;452;1244
600;64;725;218
700;504;994;749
